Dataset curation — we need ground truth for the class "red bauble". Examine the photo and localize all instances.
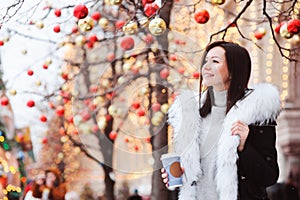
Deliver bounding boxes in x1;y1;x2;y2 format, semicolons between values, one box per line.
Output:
56;106;65;117
73;4;89;19
132;101;141;109
27;70;34;76
80;110;91;121
193;71;200;79
254;31;264;40
1;97;9;106
53;25;61;33
105;114;112;121
54;9;61;17
0;41;4;46
160;68;170;79
120;37;135;51
144;34;154;45
42;138;48;144
43;64;48;69
144;3;159;17
61;73;68;80
170;54;177;61
27;100;35;107
287;19;300;34
151;103;161;112
89;34;98;43
107;53;115;61
91;11;101;21
142;0;155;6
40;115;47;122
72;26;78;34
89;85;98;93
115;20;125;30
137;108;146;117
177;67;185;74
109;131;117;140
91;124;99;133
194;9;210;24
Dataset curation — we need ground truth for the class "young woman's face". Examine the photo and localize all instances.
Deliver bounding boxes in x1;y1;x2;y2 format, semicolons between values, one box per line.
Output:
201;46;230;91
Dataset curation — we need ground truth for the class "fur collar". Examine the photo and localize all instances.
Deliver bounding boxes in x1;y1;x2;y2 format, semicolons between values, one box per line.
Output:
168;83;281;200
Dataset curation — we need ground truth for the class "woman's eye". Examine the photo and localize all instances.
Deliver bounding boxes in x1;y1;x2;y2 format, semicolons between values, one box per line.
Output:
213;60;219;63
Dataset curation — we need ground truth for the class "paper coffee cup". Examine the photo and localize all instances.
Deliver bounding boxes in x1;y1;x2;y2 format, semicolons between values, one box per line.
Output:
161;153;183;188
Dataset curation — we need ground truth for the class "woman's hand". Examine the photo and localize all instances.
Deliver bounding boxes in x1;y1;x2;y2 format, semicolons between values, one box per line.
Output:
161;167;185;188
231;120;249;152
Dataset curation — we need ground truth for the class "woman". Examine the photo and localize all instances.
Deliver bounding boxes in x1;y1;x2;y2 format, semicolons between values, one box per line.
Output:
162;41;281;199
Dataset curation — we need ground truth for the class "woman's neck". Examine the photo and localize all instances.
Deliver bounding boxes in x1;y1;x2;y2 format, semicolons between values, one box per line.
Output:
212;89;227;107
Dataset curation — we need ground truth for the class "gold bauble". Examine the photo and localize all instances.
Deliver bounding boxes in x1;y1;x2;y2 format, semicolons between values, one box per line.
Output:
9;89;17;96
110;0;122;5
78;16;94;32
35;20;44;29
211;0;226;5
99;17;109;29
122;21;138;35
148;17;167;36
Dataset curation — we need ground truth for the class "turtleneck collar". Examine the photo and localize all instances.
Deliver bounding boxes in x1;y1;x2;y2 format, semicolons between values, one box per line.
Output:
212;89;227;107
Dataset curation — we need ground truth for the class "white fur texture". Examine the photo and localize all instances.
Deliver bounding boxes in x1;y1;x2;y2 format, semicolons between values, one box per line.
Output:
168;83;281;200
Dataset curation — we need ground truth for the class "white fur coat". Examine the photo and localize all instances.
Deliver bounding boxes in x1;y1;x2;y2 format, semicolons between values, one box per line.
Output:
168;83;281;200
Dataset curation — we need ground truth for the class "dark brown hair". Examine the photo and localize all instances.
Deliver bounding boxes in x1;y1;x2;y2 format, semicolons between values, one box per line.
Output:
199;41;251;117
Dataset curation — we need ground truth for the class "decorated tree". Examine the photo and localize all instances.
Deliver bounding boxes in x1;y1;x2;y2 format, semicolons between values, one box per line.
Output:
0;0;299;199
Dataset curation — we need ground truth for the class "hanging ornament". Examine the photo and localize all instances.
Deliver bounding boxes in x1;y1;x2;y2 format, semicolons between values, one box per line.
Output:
120;36;135;50
78;16;94;32
0;97;9;106
73;4;89;19
291;34;300;44
144;3;159;17
160;68;170;79
148;17;166;36
110;0;122;5
211;0;226;5
123;21;138;35
280;23;293;39
91;11;101;21
40;115;47;122
99;17;109;29
53;25;61;33
35;20;44;29
287;19;300;34
9;89;17;96
54;9;61;17
109;131;118;140
254;28;266;40
194;9;210;24
26;100;35;107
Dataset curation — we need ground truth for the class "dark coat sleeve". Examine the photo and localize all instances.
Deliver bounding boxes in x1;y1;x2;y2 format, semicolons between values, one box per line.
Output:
238;122;279;187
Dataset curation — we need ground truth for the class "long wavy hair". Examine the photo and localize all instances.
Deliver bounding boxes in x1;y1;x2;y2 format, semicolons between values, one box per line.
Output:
199;41;252;117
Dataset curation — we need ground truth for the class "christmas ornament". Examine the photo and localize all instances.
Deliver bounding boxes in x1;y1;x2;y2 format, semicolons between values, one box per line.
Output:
26;100;35;107
120;36;135;50
56;106;65;117
254;28;266;40
91;11;101;21
137;108;146;117
110;0;122;5
287;19;300;34
144;34;154;44
148;17;166;35
107;53;115;61
35;20;44;29
9;89;17;96
54;9;61;17
193;71;200;79
160;68;169;79
99;17;109;29
115;20;125;30
40;115;47;122
0;97;9;106
151;103;161;112
109;131;117;140
280;23;293;39
194;9;210;24
132;101;141;109
211;0;226;5
0;40;4;46
78;16;94;32
75;35;86;46
144;3;159;17
274;22;284;33
142;0;155;6
53;25;61;33
161;103;169;114
27;69;34;76
73;4;89;19
123;21;138;35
